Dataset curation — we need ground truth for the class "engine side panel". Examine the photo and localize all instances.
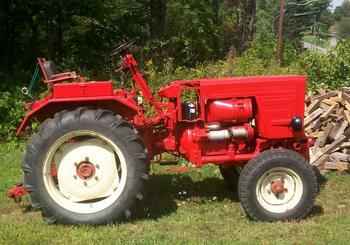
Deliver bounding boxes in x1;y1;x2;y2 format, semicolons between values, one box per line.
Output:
199;76;306;139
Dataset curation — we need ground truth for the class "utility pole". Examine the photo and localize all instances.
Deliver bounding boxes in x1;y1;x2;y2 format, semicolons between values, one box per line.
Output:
277;0;286;66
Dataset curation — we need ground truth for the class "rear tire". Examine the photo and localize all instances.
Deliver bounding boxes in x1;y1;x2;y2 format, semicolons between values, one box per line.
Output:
238;149;318;222
22;108;149;225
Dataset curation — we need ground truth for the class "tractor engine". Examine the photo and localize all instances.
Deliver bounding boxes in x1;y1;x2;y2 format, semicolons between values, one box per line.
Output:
206;98;254;141
178;97;256;165
206;123;254;141
206;98;253;123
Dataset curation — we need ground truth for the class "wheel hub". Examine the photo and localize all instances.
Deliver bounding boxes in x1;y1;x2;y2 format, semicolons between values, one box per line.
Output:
53;138;120;203
270;179;287;195
256;167;303;213
76;162;96;179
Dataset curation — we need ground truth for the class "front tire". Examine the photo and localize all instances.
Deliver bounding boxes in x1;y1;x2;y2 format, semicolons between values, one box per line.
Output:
238;149;318;222
22;108;149;225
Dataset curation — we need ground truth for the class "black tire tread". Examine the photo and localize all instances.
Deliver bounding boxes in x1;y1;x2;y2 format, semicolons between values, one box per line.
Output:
238;149;318;222
22;107;149;224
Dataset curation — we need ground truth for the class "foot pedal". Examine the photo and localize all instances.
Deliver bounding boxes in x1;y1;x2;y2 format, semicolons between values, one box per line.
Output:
153;154;179;165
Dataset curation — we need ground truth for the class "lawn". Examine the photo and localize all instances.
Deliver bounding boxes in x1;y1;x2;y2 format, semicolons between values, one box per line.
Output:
0;142;350;245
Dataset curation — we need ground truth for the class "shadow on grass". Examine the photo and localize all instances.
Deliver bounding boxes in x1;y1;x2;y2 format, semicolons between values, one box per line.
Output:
12;172;324;223
15;173;236;220
309;205;324;218
133;173;237;221
133;172;326;221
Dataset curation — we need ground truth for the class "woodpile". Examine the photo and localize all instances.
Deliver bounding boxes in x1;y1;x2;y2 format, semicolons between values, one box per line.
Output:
305;89;350;173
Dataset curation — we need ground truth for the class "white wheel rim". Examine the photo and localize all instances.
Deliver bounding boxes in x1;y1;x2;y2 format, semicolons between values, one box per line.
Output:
43;130;127;214
256;167;303;214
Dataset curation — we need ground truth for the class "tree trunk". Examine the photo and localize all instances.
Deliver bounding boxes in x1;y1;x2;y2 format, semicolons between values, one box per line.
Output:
30;19;39;63
57;0;64;61
47;17;55;59
212;0;221;56
236;0;256;53
224;0;256;54
4;0;15;73
276;0;285;66
212;0;220;25
150;0;167;39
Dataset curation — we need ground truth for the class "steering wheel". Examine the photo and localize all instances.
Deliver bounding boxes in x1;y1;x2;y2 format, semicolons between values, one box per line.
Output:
111;40;135;57
111;40;136;74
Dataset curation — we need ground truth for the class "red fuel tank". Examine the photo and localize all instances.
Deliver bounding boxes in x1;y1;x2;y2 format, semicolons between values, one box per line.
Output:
206;98;253;123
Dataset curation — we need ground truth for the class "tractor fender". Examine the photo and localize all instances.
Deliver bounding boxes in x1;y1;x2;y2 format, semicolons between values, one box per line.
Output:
17;83;139;136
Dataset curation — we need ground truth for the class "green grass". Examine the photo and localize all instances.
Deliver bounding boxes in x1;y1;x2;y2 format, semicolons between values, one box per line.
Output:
1;142;350;245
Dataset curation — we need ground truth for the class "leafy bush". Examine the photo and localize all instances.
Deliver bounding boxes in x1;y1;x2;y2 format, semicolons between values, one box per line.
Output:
1;40;349;142
301;40;350;90
143;0;222;68
144;44;303;92
0;89;25;141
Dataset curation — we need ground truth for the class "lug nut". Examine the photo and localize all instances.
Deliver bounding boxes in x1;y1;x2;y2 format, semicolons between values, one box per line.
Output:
73;175;77;179
84;182;87;186
95;176;99;181
85;157;89;162
95;164;100;169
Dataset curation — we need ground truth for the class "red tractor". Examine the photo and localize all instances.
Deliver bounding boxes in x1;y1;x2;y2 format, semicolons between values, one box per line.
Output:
13;42;318;224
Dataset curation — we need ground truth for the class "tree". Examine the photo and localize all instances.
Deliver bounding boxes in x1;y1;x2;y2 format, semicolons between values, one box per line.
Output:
224;0;257;54
283;0;330;44
334;0;350;39
337;17;350;39
334;0;350;21
150;0;167;39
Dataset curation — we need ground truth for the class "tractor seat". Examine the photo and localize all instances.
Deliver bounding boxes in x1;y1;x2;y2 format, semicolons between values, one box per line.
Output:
43;60;58;80
37;57;79;84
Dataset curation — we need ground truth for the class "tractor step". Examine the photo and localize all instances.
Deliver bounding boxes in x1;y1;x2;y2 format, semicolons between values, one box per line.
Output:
153;154;179;165
158;160;179;165
7;183;28;203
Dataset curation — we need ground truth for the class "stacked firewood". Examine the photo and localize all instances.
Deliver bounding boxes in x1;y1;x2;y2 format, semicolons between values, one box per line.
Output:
305;88;350;173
